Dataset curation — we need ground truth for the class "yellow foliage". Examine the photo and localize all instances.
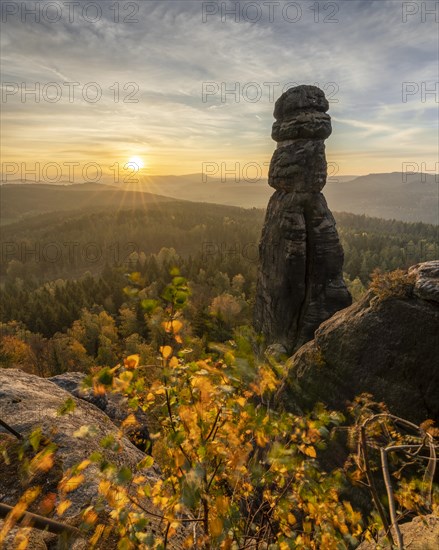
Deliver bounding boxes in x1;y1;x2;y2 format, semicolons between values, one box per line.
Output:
82;507;98;526
300;445;317;458
287;512;297;525
15;530;30;549
62;474;85;493
255;430;269;447
90;524;106;546
251;365;279;395
56;499;72;516
2;293;398;549
174;449;186;468
210;517;223;538
160;345;172;359
369;268;415;301
29;449;54;474
121;414;138;429
123;354;140;369
93;382;107;396
76;459;91;472
215;495;229;515
162;320;183;334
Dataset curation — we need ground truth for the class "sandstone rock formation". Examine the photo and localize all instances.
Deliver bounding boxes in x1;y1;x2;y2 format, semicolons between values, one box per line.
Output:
0;369;185;549
357;514;439;550
409;260;439;303
50;372;151;453
254;85;351;353
280;263;439;424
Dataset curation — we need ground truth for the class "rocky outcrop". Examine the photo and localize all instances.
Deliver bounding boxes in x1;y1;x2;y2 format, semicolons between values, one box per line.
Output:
357;514;439;550
0;369;185;549
254;85;351;353
50;372;151;453
409;260;439;303
280;263;439;424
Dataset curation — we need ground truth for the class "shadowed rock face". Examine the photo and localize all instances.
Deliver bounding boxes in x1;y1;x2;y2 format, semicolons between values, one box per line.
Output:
280;263;439;424
254;85;351;353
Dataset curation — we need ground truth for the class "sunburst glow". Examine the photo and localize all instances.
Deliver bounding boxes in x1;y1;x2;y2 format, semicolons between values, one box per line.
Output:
126;156;145;170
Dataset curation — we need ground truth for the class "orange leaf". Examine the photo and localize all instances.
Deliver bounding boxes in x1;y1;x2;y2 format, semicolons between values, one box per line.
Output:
57;500;72;516
160;345;172;359
303;445;316;458
162;320;183;334
210;517;223;537
63;474;84;493
121;414;137;428
124;354;140;369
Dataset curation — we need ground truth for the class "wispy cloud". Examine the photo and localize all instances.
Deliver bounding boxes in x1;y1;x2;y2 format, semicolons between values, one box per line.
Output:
1;0;437;176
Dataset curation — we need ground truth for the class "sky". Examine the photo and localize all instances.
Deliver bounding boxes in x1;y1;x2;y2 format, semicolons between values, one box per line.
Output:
1;0;438;182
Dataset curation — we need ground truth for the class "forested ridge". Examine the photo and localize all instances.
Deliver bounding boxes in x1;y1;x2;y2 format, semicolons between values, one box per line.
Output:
1;202;437;283
0;202;437;377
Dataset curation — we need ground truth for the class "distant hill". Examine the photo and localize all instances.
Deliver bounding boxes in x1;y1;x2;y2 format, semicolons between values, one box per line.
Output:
125;174;273;209
118;172;439;223
0;183;177;225
124;171;438;224
325;172;438;225
1;191;436;285
1;172;437;225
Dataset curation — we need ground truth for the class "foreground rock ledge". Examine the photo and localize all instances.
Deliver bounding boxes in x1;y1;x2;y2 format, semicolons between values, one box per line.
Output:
0;369;185;549
357;514;439;550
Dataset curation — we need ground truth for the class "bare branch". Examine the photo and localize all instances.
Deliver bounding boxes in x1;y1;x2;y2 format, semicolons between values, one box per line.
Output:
0;418;23;440
0;502;85;539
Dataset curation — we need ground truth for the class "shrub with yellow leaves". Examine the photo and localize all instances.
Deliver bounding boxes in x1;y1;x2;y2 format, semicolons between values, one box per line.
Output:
80;270;364;549
6;270;434;549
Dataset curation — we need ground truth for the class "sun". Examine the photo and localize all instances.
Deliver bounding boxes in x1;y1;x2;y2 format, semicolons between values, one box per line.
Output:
126;156;145;170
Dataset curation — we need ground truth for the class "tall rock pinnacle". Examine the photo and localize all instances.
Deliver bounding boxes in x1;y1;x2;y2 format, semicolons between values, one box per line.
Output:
254;85;352;353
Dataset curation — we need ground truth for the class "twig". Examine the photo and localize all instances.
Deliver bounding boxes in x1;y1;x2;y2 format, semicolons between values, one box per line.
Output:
360;423;393;545
0;502;84;538
380;447;404;549
0;419;23;440
205;408;222;442
360;412;437;549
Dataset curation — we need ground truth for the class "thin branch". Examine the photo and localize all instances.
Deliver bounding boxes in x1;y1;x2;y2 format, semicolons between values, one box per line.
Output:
0;419;23;440
163;521;171;549
380;448;404;549
360;424;393;545
125;493;203;524
206;460;223;492
164;386;192;467
423;434;436;508
205;408;222;443
0;502;84;538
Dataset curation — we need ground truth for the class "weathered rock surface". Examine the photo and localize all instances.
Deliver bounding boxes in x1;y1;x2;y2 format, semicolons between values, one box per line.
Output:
409;260;439;303
0;369;184;549
357;514;439;549
50;372;151;453
254;85;351;353
280;265;439;424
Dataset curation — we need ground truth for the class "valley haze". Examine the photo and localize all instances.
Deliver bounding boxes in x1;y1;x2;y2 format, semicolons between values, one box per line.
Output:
1;171;438;225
